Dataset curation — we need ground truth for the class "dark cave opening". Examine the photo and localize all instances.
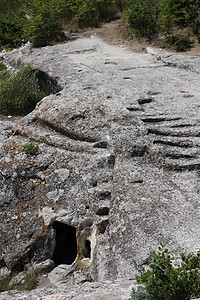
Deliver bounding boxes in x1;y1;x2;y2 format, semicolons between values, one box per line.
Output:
85;240;91;258
52;221;77;265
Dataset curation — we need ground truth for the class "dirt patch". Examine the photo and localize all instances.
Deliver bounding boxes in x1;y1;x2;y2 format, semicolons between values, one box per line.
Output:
78;18;149;53
67;18;200;56
37;274;57;289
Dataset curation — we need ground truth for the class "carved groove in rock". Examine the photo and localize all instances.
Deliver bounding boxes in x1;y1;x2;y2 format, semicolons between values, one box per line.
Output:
138;97;153;105
37;118;98;143
141;117;181;123
148;128;200;137
153;139;194;148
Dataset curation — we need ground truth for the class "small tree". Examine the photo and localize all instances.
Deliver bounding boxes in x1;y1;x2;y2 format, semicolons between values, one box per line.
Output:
66;0;116;27
0;0;25;48
124;0;161;38
131;245;200;300
24;0;66;47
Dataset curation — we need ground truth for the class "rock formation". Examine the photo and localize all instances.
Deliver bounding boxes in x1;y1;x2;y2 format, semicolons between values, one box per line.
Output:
0;36;200;289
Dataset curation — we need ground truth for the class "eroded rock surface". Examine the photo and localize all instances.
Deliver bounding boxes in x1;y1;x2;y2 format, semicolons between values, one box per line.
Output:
0;278;135;299
0;37;200;289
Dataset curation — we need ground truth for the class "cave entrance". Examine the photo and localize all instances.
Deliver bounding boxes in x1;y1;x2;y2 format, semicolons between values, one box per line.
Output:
52;221;77;265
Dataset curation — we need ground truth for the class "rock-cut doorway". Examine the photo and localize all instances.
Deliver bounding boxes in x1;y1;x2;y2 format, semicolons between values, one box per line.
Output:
52;221;77;265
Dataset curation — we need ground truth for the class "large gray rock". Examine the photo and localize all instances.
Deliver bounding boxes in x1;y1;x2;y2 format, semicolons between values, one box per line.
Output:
0;37;200;286
0;278;136;299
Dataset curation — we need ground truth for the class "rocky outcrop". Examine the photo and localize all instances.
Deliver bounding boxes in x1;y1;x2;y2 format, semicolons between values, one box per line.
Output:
0;278;135;299
0;37;200;287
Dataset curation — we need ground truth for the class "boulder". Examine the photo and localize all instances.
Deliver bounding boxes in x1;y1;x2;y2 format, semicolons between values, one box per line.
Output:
0;37;200;284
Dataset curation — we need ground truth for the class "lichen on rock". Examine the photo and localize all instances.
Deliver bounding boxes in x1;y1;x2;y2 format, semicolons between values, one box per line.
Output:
0;37;200;289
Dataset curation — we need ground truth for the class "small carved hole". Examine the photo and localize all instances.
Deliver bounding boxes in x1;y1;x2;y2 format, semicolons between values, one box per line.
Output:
85;240;91;258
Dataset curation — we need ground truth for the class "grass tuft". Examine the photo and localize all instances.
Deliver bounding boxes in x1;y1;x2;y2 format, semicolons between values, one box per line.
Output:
0;64;45;116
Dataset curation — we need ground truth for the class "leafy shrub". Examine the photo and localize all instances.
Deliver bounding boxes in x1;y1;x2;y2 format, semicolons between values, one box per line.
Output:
0;0;25;48
66;0;116;27
123;0;200;43
0;11;25;48
24;0;66;47
162;35;193;51
124;0;160;38
165;0;200;40
0;65;45;115
131;245;200;300
0;0;66;48
23;140;39;155
130;286;149;300
0;0;22;14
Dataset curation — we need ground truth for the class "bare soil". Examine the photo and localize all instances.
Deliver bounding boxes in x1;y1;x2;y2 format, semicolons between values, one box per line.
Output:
74;18;200;56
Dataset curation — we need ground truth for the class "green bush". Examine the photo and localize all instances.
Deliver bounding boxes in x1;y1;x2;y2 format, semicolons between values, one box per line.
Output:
123;0;200;43
24;0;66;47
0;10;25;48
165;0;200;40
182;0;200;42
0;0;67;48
23;140;39;155
162;35;193;51
0;65;45;115
130;286;149;300
131;245;200;300
124;0;160;38
66;0;116;27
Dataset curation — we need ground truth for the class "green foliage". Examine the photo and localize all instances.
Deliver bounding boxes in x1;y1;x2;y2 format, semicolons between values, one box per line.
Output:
0;0;66;48
163;35;193;51
66;0;116;27
179;0;200;42
24;0;66;47
22;271;39;290
0;274;12;292
23;140;39;155
0;0;22;14
123;0;200;45
0;8;25;48
0;0;200;49
166;0;187;26
0;271;39;292
161;0;200;42
124;0;160;37
0;65;45;115
132;245;200;300
0;61;7;71
130;286;149;300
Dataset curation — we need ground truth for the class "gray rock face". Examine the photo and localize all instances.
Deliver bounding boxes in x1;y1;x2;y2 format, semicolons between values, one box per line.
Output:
0;279;136;299
0;37;200;285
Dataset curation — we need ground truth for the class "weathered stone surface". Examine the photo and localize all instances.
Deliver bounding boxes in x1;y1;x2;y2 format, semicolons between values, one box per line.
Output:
31;259;55;273
9;271;26;287
1;279;135;299
0;37;200;290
